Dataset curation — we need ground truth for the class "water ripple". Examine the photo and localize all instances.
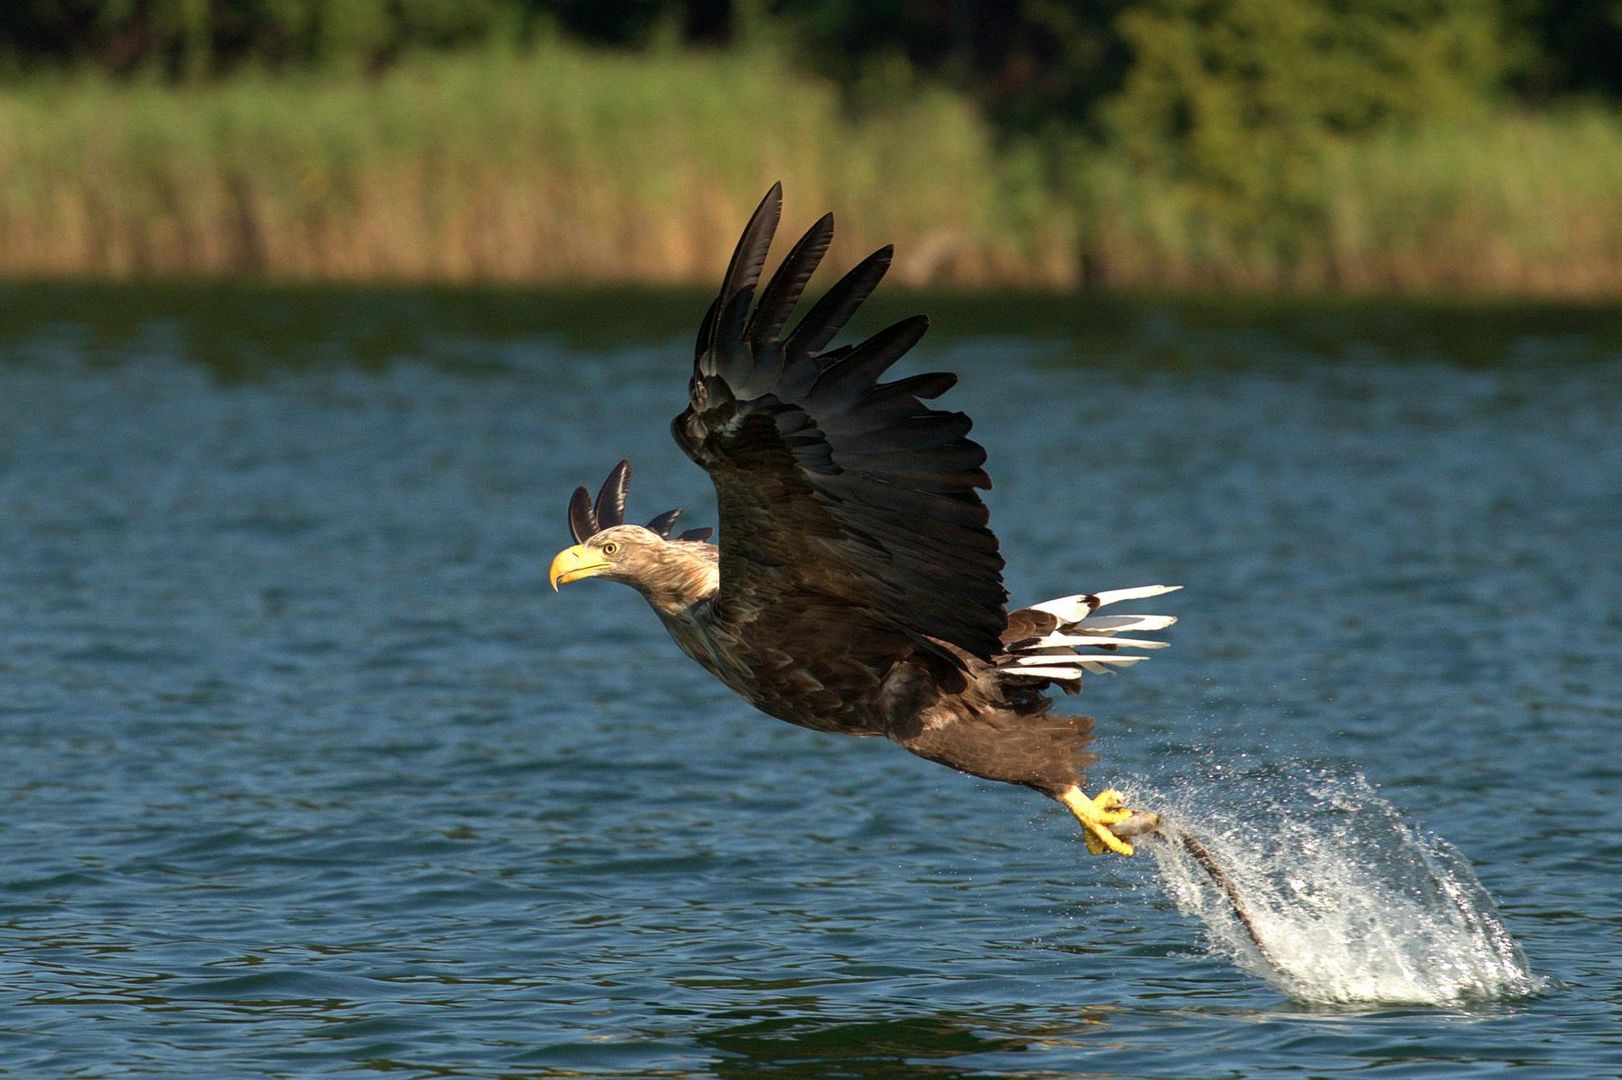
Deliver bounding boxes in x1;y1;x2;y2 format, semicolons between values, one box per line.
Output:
1;302;1619;1076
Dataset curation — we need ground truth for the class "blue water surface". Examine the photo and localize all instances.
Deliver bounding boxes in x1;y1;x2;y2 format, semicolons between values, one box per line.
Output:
1;288;1619;1077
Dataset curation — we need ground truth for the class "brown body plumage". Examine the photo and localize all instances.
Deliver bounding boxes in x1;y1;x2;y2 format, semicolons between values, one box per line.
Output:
550;186;1177;854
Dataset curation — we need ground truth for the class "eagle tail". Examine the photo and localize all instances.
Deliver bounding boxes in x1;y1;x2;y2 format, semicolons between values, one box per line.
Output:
997;585;1181;686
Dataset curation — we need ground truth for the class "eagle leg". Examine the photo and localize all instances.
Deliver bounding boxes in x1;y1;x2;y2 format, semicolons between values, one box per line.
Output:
1058;787;1155;857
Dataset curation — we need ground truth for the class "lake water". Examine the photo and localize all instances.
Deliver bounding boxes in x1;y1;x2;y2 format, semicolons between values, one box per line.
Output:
2;285;1619;1077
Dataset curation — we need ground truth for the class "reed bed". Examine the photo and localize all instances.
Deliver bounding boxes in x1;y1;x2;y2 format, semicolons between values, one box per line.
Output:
0;44;1072;287
1073;109;1622;295
1;43;1619;296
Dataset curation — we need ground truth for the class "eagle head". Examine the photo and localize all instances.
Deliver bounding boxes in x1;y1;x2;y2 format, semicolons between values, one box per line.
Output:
549;460;713;597
549;524;663;589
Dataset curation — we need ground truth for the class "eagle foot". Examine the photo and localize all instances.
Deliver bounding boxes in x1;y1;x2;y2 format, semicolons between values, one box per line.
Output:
1059;787;1155;857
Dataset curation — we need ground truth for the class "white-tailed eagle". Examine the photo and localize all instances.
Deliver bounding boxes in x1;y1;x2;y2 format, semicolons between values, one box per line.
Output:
549;185;1177;855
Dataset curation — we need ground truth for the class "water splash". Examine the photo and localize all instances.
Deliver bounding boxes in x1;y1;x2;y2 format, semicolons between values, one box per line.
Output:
1123;767;1544;1006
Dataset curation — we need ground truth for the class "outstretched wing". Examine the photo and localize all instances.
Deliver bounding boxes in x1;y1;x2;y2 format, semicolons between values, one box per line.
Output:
671;184;1006;665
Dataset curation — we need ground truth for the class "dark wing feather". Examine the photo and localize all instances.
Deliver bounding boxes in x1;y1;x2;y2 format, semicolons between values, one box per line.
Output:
701;183;782;384
568;486;597;543
569;461;710;542
781;247;894;376
645;508;682;538
593;460;631;530
672;189;1006;664
750;212;833;357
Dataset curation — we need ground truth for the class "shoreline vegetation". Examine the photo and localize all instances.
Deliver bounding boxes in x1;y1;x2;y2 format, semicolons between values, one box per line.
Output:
2;41;1620;297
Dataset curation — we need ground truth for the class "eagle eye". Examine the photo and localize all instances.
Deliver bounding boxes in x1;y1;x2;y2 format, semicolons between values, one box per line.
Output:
601;541;620;556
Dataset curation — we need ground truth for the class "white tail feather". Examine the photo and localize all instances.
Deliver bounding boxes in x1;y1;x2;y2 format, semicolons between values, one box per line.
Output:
1091;584;1182;604
1009;653;1145;668
1077;613;1178;632
1028;584;1181;621
1003;665;1103;680
1003;658;1145;679
1029;633;1170;650
999;584;1180;688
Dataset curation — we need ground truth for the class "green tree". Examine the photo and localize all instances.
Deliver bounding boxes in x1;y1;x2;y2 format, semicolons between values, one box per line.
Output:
1100;0;1510;254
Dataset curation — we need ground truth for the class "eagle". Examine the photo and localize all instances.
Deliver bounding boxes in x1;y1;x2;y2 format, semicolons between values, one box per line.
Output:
549;185;1177;857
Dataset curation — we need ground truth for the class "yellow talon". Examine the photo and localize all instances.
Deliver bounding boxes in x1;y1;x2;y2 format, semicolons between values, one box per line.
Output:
1059;787;1139;857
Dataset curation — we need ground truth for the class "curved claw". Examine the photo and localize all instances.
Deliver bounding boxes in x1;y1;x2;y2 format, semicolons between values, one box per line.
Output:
1060;787;1153;857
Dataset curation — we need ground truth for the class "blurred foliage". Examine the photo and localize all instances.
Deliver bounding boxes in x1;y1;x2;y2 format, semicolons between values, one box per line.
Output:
0;43;1075;286
0;0;525;75
1094;0;1511;256
1506;0;1622;100
2;1;1616;107
1;1;1618;294
762;0;1126;136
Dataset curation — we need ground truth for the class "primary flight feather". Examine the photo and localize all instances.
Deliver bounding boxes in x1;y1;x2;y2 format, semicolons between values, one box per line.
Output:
550;184;1177;855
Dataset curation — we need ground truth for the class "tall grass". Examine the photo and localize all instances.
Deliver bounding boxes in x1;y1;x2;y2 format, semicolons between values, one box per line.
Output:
1073;109;1622;295
0;43;1072;287
1;42;1619;295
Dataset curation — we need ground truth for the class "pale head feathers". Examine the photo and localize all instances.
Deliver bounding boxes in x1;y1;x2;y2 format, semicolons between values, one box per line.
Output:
563;462;718;615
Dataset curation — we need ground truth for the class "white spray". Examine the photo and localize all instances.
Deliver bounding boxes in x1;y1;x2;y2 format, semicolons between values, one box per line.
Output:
1120;767;1544;1006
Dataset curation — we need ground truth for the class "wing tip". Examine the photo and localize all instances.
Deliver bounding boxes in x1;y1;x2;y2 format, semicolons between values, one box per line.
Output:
568;485;595;543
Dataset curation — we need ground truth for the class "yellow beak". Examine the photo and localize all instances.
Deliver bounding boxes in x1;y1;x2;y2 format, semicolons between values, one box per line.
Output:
549;544;611;590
